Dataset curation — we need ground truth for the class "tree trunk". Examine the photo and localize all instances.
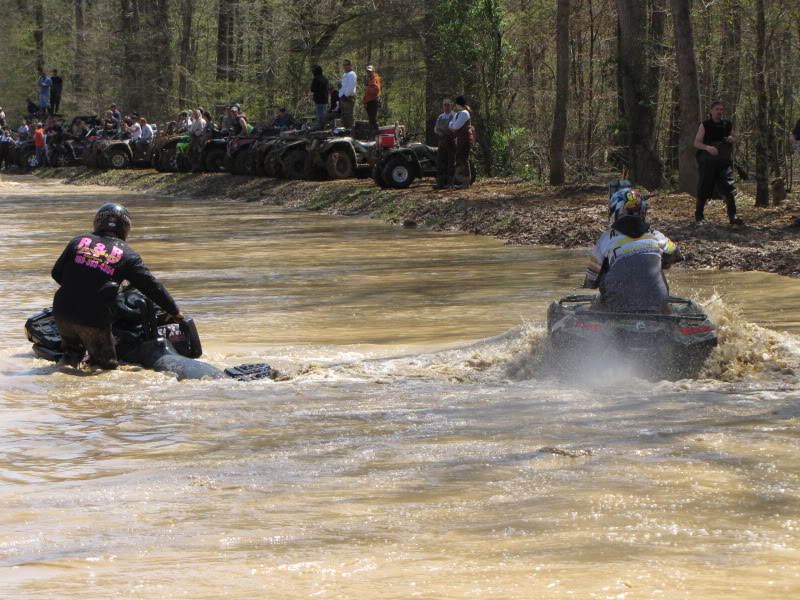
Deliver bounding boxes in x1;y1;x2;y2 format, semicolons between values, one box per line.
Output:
150;0;171;113
671;0;701;195
178;0;193;106
73;0;86;101
216;0;234;82
549;0;569;185
422;2;442;146
33;0;44;72
753;0;770;206
616;0;664;189
720;0;742;119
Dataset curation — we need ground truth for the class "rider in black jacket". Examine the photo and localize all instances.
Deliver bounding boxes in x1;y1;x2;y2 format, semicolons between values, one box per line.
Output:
51;203;184;369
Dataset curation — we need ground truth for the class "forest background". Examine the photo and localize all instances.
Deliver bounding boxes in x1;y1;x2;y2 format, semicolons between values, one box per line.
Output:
0;0;798;203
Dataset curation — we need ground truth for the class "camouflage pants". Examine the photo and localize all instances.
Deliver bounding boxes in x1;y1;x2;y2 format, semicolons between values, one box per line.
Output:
55;318;118;370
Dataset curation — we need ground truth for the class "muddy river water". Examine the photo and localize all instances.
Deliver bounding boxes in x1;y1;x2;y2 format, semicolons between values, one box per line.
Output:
1;177;799;598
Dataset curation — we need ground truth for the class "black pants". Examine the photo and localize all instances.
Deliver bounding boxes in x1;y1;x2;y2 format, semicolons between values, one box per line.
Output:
696;158;738;221
436;135;455;186
50;93;61;115
189;136;204;171
55;318;118;370
365;100;379;136
455;136;471;185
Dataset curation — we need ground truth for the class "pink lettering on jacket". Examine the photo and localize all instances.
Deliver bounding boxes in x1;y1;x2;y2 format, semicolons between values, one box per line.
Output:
110;246;123;262
78;237;93;248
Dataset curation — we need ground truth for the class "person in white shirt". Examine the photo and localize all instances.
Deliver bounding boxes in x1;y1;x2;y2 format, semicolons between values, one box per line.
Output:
339;59;357;128
127;119;142;141
448;96;472;188
189;109;206;172
133;117;154;157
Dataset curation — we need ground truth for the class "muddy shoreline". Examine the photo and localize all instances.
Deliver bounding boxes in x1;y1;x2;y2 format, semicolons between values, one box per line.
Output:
21;167;800;279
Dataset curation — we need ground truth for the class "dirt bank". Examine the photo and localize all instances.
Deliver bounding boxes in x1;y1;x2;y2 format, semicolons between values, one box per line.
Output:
25;166;800;279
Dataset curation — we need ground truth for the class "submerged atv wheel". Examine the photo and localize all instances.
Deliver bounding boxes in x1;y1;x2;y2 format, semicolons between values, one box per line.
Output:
108;149;130;169
382;157;415;189
282;150;307;180
325;150;354;179
204;148;226;172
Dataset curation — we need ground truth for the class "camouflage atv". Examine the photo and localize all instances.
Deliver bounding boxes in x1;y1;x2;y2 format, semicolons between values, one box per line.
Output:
372;132;475;189
304;128;376;180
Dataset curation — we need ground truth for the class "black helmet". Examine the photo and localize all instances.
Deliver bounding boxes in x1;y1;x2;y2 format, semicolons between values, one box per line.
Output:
93;203;131;240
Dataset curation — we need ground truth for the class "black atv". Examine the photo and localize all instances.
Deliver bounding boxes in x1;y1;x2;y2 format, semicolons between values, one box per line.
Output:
304;128;376;180
371;131;476;189
25;288;273;382
545;294;718;380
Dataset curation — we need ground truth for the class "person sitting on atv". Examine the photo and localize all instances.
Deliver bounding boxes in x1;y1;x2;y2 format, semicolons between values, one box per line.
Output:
271;107;300;130
51;203;184;370
582;188;683;313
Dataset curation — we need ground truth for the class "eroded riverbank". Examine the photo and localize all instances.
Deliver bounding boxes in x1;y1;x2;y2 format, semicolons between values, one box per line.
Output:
20;166;800;278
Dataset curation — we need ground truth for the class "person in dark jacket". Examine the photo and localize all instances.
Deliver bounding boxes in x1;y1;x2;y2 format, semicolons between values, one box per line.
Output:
50;69;63;115
51;203;184;370
692;100;743;225
310;65;329;125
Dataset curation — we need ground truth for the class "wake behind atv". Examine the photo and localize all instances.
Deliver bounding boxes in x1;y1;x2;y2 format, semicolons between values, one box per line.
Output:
545;294;717;380
25;288;271;381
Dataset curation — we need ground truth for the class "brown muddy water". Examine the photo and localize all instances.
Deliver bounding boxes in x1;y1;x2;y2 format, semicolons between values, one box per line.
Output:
1;176;800;599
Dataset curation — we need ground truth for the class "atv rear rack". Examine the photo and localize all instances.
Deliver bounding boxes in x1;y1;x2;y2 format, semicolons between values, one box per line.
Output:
557;295;708;321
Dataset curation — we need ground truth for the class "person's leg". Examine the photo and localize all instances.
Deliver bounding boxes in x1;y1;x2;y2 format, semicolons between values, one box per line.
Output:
340;97;354;128
446;138;457;186
436;136;449;188
315;104;327;125
717;165;742;224
695;160;715;221
54;318;88;367
365;101;378;137
81;324;119;370
454;140;471;188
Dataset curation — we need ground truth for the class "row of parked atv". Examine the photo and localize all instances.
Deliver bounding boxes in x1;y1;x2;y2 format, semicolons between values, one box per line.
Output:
15;116;471;189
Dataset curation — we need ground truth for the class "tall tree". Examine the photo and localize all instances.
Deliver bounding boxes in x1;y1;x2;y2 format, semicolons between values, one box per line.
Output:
73;0;87;101
671;0;701;195
549;0;569;184
753;0;770;206
616;0;665;188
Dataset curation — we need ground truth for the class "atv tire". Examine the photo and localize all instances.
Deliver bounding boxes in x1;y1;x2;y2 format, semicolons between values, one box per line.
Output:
233;151;251;175
372;165;388;188
20;148;40;170
282;150;307;180
204;147;226;172
52;151;71;167
382;157;415;189
108;149;131;169
325;150;354;179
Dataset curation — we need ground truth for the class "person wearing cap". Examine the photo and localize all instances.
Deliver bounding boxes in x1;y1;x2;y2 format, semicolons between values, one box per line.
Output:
434;98;455;189
229;105;249;135
51;203;184;370
271;107;300;130
360;65;382;137
339;59;357;128
220;105;235;133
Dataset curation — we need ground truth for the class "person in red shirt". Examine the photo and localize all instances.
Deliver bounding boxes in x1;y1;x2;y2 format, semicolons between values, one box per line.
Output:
34;123;48;168
360;65;382;137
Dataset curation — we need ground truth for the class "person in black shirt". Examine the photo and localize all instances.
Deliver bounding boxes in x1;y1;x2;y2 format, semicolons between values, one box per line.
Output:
50;69;63;115
692;101;743;225
51;203;184;370
310;65;329;125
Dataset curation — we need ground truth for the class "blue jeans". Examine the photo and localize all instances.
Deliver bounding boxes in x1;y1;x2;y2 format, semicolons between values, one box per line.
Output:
315;104;328;124
36;146;48;167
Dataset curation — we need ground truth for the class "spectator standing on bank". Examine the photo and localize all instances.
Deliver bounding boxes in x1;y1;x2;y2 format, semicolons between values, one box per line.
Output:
37;69;52;114
220;106;235;133
136;117;154;155
34;123;48;167
434;98;455;189
189;109;206;172
339;59;357;128
50;70;63;114
18;119;30;140
448;96;472;189
110;104;122;121
692;100;744;225
360;65;382;137
790;118;800;152
311;65;329;125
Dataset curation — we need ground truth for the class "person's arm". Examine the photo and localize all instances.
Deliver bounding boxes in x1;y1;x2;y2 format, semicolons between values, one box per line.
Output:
123;251;182;320
693;123;717;156
51;242;72;285
581;238;606;288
